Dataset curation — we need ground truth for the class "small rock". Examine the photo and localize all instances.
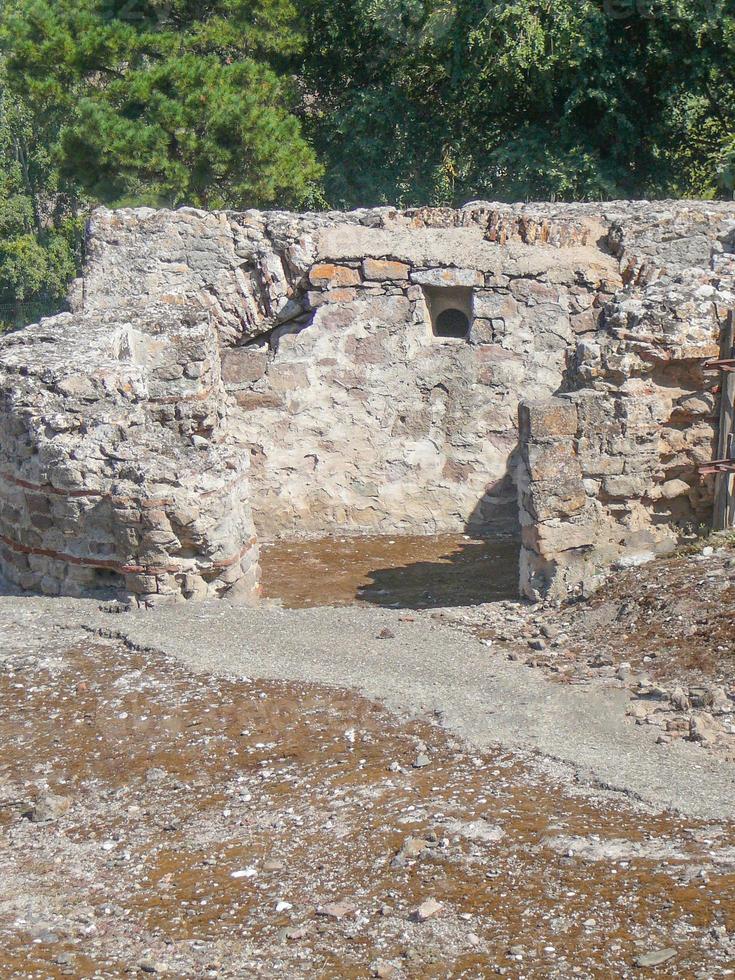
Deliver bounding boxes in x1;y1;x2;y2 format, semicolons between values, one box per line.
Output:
372;963;397;978
633;948;676;968
392;837;428;865
231;868;257;879
285;926;309;940
528;638;546;651
317;901;355;920
669;687;690;712
25;794;71;823
688;687;712;709
690;712;720;745
413;754;431;769
138;961;168;975
414;898;442;922
263;859;285;871
711;686;733;714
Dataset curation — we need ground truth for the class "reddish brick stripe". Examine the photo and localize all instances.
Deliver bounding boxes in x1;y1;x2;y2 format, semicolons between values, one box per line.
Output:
0;472;106;498
0;534;257;576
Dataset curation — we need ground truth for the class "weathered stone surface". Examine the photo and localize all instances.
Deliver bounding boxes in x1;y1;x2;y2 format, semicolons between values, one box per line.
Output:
221;348;268;386
2;200;734;602
0;306;259;606
362;258;410;281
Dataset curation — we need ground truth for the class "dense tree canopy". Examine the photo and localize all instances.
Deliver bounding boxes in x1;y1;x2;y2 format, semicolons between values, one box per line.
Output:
0;67;81;326
0;0;734;327
300;0;735;206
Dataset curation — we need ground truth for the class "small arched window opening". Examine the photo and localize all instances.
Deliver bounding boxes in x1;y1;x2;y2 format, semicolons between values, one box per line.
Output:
422;284;474;342
434;308;470;339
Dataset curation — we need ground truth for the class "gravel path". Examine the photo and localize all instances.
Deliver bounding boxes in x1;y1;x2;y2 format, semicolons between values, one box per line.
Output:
3;593;733;821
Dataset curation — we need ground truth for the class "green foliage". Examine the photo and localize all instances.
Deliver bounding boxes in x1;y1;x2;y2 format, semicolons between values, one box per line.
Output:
0;0;322;327
2;0;322;210
0;77;82;330
300;0;735;206
0;0;734;328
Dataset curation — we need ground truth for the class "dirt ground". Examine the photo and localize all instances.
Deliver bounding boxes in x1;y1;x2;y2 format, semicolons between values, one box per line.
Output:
431;535;735;763
2;630;735;979
2;534;735;978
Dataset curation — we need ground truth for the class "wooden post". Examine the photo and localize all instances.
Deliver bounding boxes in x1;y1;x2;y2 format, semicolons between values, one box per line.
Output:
713;311;735;531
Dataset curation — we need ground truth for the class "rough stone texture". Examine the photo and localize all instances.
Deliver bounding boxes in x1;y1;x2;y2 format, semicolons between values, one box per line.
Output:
519;246;735;599
76;203;623;540
2;200;735;602
0;306;259;606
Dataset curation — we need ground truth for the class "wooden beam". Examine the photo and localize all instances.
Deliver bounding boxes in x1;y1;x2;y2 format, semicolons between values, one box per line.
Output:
703;358;735;373
713;311;735;531
701;460;735;475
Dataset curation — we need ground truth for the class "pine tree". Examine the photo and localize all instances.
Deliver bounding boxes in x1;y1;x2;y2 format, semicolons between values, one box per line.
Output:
2;0;323;210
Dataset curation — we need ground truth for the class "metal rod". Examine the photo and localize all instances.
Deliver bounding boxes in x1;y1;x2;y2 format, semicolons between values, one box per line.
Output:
713;312;735;531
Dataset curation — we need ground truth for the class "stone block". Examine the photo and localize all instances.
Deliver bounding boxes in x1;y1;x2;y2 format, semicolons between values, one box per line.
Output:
522;520;598;555
308;264;361;288
602;474;652;498
233;391;283;411
472;291;518;320
519;399;579;442
469;319;494;345
221;348;268;386
660;478;691;500
411;268;483;288
362;259;410;281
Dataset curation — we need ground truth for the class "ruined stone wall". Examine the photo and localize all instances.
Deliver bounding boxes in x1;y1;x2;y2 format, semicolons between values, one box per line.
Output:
2;200;734;603
77;205;620;538
519;217;735;599
0;306;259;606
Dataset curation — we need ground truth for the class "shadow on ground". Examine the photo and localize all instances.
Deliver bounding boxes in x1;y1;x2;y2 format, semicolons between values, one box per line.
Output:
260;534;520;610
356;537;519;609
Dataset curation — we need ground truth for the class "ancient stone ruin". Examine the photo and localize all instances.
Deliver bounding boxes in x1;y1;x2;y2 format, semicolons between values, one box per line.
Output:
0;201;733;606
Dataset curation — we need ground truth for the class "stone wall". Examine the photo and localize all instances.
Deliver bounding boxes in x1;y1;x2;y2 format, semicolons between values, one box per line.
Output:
0;306;258;606
77;204;620;538
518;238;735;599
1;200;734;603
